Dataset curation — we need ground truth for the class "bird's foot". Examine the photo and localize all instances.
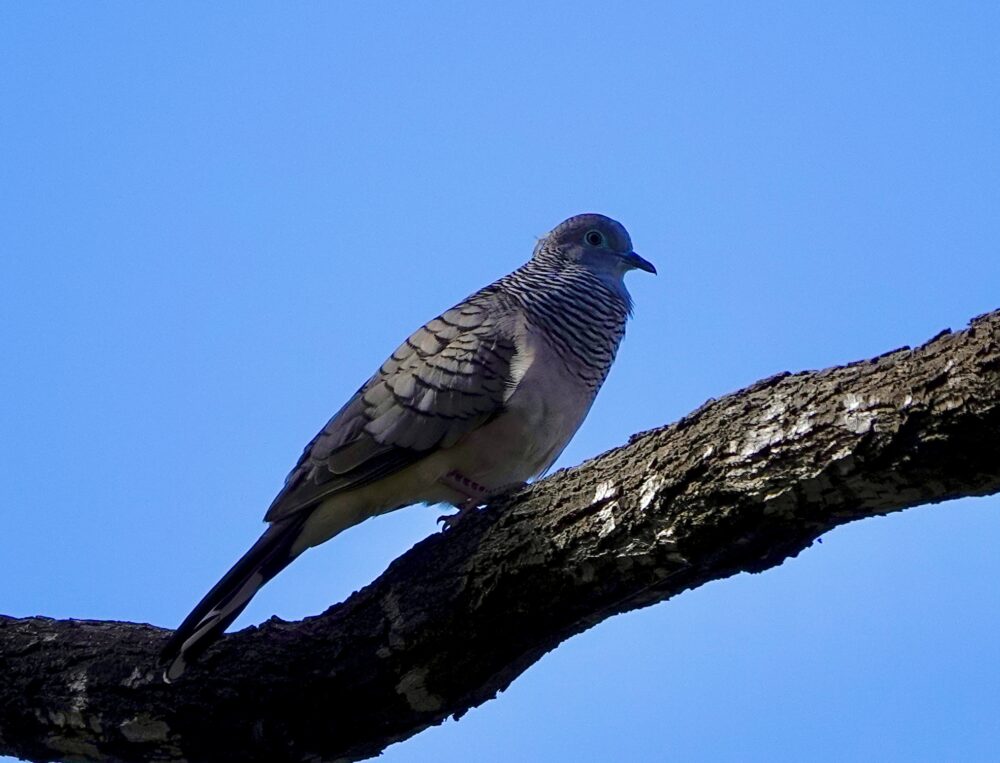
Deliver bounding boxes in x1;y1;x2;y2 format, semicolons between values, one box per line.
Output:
435;474;531;530
436;470;491;530
436;497;481;531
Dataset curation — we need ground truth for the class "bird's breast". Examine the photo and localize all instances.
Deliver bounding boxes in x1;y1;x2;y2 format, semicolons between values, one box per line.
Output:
440;333;597;492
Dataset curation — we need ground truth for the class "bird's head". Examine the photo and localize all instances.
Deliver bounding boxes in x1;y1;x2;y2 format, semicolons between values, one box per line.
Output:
534;213;656;278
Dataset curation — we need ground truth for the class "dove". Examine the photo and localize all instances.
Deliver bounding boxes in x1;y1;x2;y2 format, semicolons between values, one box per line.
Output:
161;213;654;680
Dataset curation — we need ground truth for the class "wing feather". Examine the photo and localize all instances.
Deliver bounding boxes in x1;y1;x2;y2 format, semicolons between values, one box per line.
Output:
265;299;516;521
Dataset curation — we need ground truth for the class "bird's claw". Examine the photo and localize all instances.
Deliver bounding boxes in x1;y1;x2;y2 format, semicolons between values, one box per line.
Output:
435;473;532;531
437;499;481;531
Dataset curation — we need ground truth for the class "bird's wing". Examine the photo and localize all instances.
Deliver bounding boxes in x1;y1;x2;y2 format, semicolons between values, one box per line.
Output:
265;298;517;521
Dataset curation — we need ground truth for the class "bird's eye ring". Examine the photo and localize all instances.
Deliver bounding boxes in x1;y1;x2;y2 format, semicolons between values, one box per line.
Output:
585;230;606;247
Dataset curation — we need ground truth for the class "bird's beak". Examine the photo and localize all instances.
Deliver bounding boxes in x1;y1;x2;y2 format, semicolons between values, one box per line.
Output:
624;251;657;275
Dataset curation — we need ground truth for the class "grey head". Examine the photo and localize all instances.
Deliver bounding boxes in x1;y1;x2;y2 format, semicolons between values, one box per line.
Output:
533;213;656;280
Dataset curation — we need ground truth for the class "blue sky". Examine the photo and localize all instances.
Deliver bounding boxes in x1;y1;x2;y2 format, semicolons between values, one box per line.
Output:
2;3;999;761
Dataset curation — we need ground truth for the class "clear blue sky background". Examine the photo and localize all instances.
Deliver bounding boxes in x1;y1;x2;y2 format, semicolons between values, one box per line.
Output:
3;4;999;762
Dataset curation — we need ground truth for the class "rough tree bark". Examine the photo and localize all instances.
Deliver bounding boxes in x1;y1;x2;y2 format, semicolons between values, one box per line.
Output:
2;309;999;763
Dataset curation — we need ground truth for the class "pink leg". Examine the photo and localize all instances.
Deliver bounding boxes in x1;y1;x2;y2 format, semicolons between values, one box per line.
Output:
435;472;529;530
436;470;490;530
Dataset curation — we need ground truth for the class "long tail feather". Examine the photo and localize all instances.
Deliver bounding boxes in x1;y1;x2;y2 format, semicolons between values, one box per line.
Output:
160;517;305;681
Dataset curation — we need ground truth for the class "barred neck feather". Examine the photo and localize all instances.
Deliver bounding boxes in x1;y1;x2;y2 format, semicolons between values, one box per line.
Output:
487;255;632;391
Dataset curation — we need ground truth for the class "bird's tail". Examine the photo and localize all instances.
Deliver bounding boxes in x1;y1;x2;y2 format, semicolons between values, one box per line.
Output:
160;516;306;682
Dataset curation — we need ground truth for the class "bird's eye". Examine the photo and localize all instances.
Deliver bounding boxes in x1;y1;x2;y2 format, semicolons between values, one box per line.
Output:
585;230;606;247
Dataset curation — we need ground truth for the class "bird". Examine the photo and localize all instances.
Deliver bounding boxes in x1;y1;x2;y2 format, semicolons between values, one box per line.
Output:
160;213;655;681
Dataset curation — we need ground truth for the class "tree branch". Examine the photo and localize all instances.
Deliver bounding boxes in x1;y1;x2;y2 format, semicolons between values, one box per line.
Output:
3;309;1000;763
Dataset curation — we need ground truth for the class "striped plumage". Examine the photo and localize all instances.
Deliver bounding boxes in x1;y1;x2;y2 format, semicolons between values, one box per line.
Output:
489;251;633;393
161;213;654;680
